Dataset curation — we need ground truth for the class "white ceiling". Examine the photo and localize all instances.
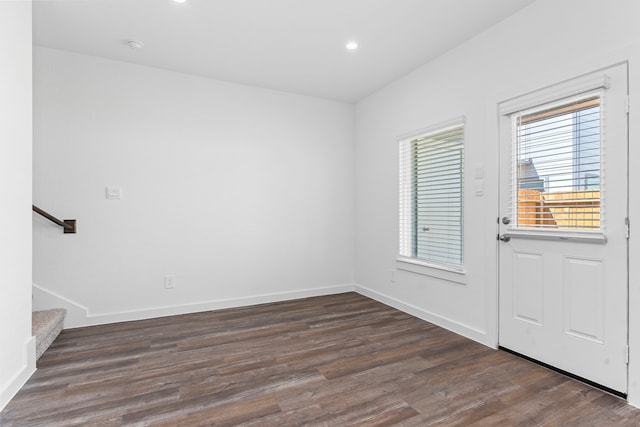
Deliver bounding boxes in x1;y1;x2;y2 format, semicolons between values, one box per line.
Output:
33;0;536;103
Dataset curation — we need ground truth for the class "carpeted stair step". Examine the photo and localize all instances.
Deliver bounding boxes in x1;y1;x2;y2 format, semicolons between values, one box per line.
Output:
32;309;66;360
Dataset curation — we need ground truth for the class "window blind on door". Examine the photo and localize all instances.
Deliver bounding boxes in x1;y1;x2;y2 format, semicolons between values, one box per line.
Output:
399;123;464;267
510;94;603;231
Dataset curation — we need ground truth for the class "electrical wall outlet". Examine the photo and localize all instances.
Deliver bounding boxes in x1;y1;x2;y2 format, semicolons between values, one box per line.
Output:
164;275;176;289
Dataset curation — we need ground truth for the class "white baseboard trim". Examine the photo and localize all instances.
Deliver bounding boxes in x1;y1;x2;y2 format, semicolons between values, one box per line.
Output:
0;336;35;412
33;281;491;347
32;283;356;329
354;283;491;347
32;283;90;329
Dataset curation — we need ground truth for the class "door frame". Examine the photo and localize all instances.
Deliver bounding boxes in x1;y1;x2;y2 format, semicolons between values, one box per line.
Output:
494;62;631;396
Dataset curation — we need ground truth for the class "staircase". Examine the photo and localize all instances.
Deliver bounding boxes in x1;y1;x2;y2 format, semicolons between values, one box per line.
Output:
32;309;66;360
31;206;73;360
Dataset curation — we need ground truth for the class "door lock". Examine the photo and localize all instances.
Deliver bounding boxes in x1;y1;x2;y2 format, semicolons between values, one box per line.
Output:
501;216;511;225
498;234;511;242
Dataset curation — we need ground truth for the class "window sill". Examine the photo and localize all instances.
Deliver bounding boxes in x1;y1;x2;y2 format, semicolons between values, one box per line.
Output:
395;257;467;285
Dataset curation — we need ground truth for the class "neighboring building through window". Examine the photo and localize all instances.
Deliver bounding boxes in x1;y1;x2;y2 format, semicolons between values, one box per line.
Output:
399;120;464;269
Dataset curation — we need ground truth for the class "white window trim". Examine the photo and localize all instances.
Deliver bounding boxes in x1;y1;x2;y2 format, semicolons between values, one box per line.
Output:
499;70;612;240
397;116;467;143
397;116;466;282
499;73;610;116
395;256;467;284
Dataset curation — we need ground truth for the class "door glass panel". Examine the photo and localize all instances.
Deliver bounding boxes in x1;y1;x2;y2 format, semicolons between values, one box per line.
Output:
514;96;601;231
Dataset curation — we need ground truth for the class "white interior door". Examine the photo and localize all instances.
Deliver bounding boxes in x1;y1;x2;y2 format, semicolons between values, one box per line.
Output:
498;64;628;394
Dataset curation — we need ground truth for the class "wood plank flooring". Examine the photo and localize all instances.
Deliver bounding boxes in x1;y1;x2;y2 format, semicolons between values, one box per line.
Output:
3;292;640;426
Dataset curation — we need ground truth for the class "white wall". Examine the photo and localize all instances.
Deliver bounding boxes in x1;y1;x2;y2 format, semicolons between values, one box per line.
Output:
354;0;640;405
0;1;35;411
32;47;354;327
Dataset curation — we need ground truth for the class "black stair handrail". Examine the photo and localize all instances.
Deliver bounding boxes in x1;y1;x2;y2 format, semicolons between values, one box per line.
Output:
32;205;76;234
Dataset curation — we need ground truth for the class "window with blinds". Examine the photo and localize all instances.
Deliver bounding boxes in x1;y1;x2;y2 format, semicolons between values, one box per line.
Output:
512;94;602;231
399;122;464;268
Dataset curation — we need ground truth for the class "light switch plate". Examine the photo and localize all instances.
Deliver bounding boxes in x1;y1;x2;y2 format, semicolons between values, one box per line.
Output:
106;186;123;200
474;163;484;179
474;180;484;197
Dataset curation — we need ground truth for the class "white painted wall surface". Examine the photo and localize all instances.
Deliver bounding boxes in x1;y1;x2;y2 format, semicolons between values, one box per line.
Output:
0;1;35;411
33;47;354;326
354;0;640;405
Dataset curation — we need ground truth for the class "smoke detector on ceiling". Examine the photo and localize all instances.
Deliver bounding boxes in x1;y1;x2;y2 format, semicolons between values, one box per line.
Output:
127;40;144;50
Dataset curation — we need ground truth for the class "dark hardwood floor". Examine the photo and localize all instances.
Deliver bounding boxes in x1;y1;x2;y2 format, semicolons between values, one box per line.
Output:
3;292;640;426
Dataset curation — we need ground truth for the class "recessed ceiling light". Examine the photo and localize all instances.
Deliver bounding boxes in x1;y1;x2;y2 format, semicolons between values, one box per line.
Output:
127;40;144;50
346;41;358;51
174;0;186;3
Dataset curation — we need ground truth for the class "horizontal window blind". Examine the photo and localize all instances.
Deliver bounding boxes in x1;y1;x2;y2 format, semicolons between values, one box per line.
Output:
510;94;602;231
399;123;464;267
